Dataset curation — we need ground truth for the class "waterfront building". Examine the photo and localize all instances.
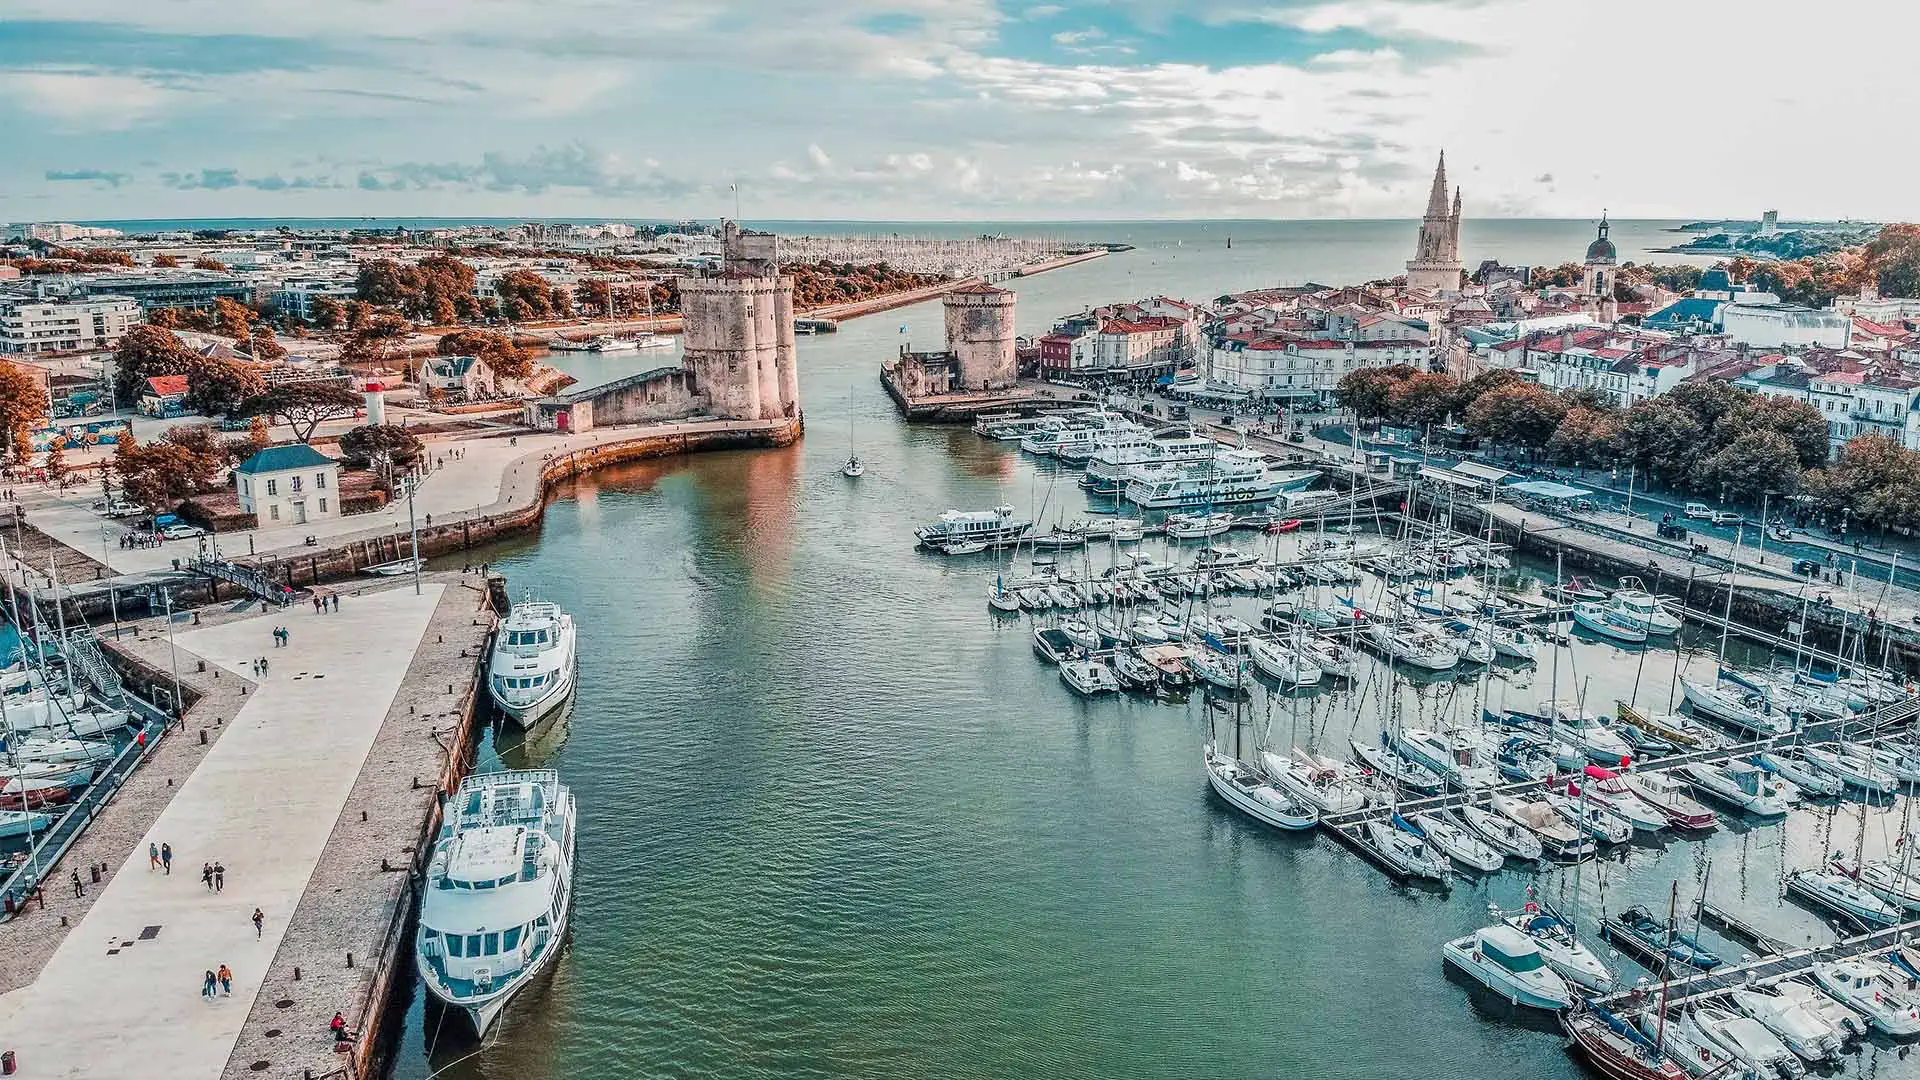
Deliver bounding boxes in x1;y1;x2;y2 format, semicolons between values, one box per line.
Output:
57;269;251;312
942;283;1019;391
678;221;800;421
235;443;341;526
272;279;358;322
23;223;122;243
1723;302;1853;349
1404;152;1465;294
0;295;140;355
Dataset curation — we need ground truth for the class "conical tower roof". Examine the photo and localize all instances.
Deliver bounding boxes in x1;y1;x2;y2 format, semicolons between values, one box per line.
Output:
1424;152;1450;219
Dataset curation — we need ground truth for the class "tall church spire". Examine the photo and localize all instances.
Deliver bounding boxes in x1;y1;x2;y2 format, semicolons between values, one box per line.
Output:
1424;152;1450;219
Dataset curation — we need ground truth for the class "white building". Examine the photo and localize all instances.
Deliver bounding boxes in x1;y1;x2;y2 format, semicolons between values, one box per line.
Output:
1722;303;1852;349
272;279;358;322
24;223;122;244
0;296;141;355
234;444;341;527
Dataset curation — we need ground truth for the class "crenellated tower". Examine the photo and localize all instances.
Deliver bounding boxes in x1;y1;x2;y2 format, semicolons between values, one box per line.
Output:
1405;152;1465;293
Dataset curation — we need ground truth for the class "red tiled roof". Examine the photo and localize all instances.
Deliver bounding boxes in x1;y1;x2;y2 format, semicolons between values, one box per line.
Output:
145;374;188;396
949;281;1011;296
1815;371;1865;385
1100;317;1180;335
1855;316;1901;336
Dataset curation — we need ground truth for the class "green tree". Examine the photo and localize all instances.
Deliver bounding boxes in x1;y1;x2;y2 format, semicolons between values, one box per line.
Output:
1560;386;1615;413
1666;379;1742;434
437;328;532;381
311;297;347;330
1803;434;1920;530
1386;372;1460;429
1865;223;1920;299
1455;368;1523;411
494;270;556;321
575;278;614;317
236;383;365;442
1335;365;1414;422
1546;407;1621;466
112;325;197;403
0;361;48;465
1464;384;1568;449
1614;398;1705;487
1718;394;1830;469
211;296;253;340
1702;430;1800;504
339;424;423;471
183;359;266;416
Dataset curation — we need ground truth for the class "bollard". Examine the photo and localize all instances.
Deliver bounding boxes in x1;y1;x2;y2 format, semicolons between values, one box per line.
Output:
3;1048;16;1074
412;776;420;789
360;810;367;822
346;952;354;968
199;730;208;745
196;660;206;673
292;966;300;981
89;865;100;884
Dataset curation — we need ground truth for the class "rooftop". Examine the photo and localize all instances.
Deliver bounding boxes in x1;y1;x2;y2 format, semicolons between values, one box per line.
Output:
234;443;336;475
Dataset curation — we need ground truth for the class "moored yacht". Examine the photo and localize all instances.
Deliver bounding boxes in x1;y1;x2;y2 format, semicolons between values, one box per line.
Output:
488;599;578;727
1081;429;1219;493
416;770;577;1036
1441;924;1573;1009
914;505;1033;549
1122;448;1309;509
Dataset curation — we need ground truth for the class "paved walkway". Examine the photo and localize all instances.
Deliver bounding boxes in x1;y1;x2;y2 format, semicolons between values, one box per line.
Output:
0;585;444;1079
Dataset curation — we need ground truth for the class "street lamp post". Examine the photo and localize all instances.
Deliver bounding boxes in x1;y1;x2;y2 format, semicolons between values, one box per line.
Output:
1757;489;1775;566
398;473;422;596
161;586;181;723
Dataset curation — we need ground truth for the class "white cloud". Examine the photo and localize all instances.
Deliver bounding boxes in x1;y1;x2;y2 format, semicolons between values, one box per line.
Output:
0;70;187;127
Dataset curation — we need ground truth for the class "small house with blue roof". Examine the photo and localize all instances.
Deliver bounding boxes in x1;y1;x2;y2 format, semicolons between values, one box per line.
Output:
234;443;340;526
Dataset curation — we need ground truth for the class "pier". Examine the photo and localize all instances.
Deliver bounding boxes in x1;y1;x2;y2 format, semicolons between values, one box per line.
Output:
0;572;495;1080
1594;920;1920;1018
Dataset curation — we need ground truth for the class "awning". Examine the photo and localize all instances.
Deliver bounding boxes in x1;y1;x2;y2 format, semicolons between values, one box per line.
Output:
1418;466;1488;491
1453;461;1513;484
1507;480;1593;500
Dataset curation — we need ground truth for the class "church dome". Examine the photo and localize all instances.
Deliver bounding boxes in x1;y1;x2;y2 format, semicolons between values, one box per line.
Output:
1585;235;1616;262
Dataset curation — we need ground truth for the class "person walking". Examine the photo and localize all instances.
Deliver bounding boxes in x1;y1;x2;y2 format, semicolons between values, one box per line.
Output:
202;970;217;1001
202;862;214;891
252;908;265;938
217;964;232;995
330;594;339;612
70;870;84;898
161;843;172;874
150;842;160;870
214;862;225;892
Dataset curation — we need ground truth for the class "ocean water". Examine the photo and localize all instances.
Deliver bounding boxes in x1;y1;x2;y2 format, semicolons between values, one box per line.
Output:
384;240;1917;1080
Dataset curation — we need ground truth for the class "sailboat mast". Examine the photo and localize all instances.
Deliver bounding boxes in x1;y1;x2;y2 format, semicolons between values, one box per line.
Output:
1655;879;1677;1052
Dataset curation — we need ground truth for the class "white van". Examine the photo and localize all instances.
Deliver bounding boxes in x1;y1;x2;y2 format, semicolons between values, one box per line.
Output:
1683;502;1714;520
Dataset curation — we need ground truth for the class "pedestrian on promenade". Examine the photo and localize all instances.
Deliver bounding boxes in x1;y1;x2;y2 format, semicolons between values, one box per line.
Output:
218;964;232;995
202;862;214;891
203;970;217;1001
262;656;270;674
214;863;225;892
161;843;172;874
331;594;338;612
252;908;264;938
150;842;160;870
70;870;83;898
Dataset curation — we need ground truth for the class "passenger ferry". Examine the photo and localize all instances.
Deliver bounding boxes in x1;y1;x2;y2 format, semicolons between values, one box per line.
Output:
914;504;1033;548
1080;429;1218;492
1055;420;1152;465
1020;412;1127;457
974;413;1064;441
1122;449;1316;509
416;770;577;1036
488;599;578;728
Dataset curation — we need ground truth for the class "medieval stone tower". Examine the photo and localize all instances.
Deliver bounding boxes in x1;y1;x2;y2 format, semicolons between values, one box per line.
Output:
1404;151;1464;293
680;221;800;420
942;282;1018;391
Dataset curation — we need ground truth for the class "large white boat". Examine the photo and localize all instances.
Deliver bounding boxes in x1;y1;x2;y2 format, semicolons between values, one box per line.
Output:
1122;449;1314;509
914;505;1032;549
1812;960;1920;1036
1395;727;1500;790
1203;741;1317;831
416;770;577;1036
1080;429;1220;493
1441;924;1574;1009
488;599;578;727
1680;679;1792;736
1021;412;1128;457
1602;587;1682;635
1680;759;1791;818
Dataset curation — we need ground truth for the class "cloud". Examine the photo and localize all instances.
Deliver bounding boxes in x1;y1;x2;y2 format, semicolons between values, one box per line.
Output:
44;168;130;187
1534;172;1553;183
355;143;698;197
158;168;339;191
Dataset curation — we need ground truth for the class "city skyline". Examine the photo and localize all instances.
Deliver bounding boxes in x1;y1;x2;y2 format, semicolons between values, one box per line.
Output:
3;0;1915;222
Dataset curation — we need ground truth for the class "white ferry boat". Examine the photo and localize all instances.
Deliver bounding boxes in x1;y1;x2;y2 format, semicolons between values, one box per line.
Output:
1122;449;1314;509
416;770;577;1036
1055;420;1151;464
974;414;1065;441
1020;412;1130;458
914;505;1032;548
1081;429;1219;493
488;599;578;727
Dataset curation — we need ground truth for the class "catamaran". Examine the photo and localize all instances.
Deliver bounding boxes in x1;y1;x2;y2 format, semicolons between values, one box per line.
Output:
416;770;577;1036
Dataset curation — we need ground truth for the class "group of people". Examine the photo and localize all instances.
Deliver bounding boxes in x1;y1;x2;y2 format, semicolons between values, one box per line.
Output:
269;626;291;648
310;593;340;614
201;964;234;1001
201;861;227;892
118;531;165;549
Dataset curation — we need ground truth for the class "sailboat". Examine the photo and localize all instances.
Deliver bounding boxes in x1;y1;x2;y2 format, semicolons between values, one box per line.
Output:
841;389;865;477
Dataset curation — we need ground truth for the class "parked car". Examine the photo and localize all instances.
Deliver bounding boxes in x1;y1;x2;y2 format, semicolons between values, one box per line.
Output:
1683;502;1714;519
159;523;203;540
1710;510;1742;525
90;499;140;518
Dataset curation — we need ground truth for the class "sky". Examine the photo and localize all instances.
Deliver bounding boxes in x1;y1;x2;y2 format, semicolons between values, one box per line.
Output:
3;0;1915;224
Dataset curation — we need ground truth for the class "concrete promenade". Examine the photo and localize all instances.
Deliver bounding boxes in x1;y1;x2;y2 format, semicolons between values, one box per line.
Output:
0;584;444;1079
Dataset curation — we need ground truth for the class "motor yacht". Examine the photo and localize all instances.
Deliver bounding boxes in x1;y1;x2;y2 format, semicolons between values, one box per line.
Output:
1059;659;1120;696
1246;638;1321;686
488;599;578;728
1395;727;1501;790
1830;857;1920;913
416;770;576;1036
914;505;1032;548
1545;789;1635;845
1365;817;1452;882
1750;750;1842;798
1349;737;1446;795
1811;960;1920;1036
1501;899;1615;992
1728;987;1843;1063
1441;924;1573;1009
1680;679;1792;736
1571;767;1670;833
1265;749;1368;814
1621;771;1718;830
1685;1005;1803;1080
1489;792;1593;858
1603;588;1682;635
1680;760;1791;818
1783;868;1901;928
1571;601;1649;644
1801;745;1896;795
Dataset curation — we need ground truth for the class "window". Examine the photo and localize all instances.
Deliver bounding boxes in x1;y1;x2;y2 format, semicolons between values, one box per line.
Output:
240;478;249;495
316;471;327;489
291;475;303;492
447;935;464;958
503;926;522;951
319;498;328;513
266;478;277;495
269;505;280;521
484;932;500;955
465;934;482;957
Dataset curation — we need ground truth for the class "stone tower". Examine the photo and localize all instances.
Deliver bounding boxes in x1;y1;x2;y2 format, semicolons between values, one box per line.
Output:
1583;211;1618;322
679;221;800;420
1404;152;1464;293
942;282;1018;391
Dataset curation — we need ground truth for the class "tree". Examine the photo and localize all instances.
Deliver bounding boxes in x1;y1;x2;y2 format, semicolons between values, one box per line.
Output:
339;424;423;471
247;325;288;363
183;358;266;416
160;424;226;489
1546;407;1621;466
235;383;364;442
355;259;414;307
1560;386;1615;414
494;270;556;321
1702;430;1800;504
1614;398;1705;487
1464;384;1568;449
1335;366;1413;422
152;254;181;268
114;436;212;513
1386;372;1460;429
1865;223;1920;300
0;361;48;465
1455;368;1523;412
575;278;614;317
437;328;532;381
192;256;227;272
112;325;197;403
211;296;253;341
1666;379;1742;434
44;442;66;486
311;297;347;330
1803;434;1920;530
1719;394;1830;469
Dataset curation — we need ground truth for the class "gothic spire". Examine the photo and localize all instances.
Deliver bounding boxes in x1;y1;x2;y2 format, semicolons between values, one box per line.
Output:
1424;152;1450;219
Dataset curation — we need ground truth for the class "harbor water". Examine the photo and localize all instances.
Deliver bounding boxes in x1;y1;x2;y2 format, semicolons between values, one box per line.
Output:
394;226;1920;1080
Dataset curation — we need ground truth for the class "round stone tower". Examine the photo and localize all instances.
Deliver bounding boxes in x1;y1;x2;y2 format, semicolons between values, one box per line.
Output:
943;282;1017;391
681;276;790;420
